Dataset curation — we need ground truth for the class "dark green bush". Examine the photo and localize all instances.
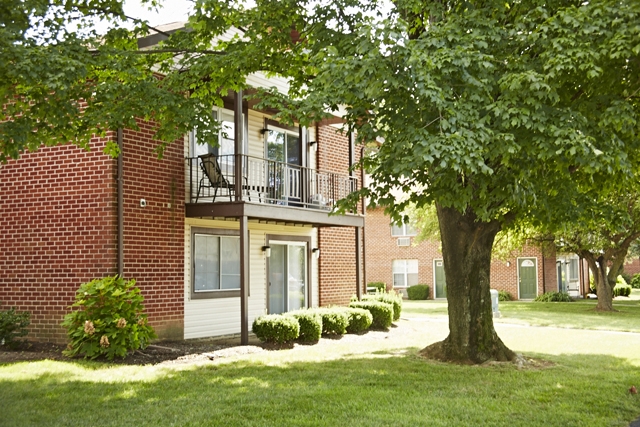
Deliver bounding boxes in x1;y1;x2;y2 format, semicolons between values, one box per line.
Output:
337;307;373;333
619;272;632;284
362;292;402;321
0;303;31;348
315;308;349;335
252;314;300;343
498;290;514;301
61;276;156;360
367;282;387;293
349;301;393;329
288;311;322;342
407;284;430;300
631;274;640;289
534;292;573;302
614;283;632;297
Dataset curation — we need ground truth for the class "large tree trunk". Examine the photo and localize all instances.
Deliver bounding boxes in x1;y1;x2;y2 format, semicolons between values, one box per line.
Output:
592;256;614;311
420;204;516;364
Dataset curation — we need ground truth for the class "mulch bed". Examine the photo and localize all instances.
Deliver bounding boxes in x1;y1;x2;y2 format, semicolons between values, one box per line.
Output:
0;339;261;366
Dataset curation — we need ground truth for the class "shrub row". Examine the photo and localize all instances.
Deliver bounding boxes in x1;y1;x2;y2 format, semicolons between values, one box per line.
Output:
534;292;573;302
349;301;393;329
407;284;430;300
361;291;402;321
614;283;632;297
251;303;390;343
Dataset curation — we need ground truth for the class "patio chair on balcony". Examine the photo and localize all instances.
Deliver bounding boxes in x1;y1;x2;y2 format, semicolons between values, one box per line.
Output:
196;153;235;202
196;153;252;203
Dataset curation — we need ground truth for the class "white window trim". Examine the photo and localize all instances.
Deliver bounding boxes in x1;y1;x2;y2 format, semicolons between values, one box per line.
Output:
391;221;417;237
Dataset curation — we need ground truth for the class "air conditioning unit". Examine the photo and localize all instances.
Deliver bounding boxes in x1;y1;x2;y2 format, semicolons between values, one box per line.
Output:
397;237;410;247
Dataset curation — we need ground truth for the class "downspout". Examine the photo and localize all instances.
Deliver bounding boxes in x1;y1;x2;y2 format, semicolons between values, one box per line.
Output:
359;144;367;299
541;251;546;294
117;129;124;277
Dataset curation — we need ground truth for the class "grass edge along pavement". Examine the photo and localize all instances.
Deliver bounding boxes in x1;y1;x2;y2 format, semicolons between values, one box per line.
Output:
1;316;640;427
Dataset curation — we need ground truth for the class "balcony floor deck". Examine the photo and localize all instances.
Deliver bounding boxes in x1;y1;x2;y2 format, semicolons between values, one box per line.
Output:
185;200;364;228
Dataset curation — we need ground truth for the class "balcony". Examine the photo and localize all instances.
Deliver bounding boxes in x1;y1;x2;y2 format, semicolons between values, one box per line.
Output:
185;155;364;227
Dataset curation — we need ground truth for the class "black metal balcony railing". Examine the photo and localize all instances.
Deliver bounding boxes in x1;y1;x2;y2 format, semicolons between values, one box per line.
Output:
186;154;359;211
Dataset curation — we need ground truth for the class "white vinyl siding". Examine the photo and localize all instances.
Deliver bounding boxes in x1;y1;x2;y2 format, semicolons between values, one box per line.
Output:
184;218;318;339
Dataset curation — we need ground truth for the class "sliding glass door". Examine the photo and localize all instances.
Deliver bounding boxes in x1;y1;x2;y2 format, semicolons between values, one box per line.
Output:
268;241;307;314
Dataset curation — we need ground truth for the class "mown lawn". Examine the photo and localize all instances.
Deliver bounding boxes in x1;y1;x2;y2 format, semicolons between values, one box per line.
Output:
403;289;640;333
2;313;640;427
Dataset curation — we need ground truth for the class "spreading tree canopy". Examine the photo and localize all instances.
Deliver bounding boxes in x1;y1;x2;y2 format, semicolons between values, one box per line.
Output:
3;0;640;363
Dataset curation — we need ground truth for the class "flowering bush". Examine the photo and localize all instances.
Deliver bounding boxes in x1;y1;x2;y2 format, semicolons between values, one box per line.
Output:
61;276;156;360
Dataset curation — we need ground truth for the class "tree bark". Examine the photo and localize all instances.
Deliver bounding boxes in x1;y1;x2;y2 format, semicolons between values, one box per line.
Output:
420;204;516;364
587;255;615;311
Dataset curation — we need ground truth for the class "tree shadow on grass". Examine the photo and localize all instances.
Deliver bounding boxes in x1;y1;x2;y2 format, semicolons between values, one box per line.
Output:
1;352;639;427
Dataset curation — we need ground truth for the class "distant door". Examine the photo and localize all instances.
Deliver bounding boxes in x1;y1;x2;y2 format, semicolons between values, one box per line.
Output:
434;259;447;299
518;258;538;299
268;241;307;314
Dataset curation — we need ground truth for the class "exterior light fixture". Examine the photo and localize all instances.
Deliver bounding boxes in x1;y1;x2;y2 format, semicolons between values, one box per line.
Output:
506;261;511;267
312;247;320;259
262;245;271;257
308;141;317;151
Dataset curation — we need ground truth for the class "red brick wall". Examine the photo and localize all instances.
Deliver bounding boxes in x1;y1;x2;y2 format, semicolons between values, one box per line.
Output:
121;124;185;340
0;125;185;343
364;208;554;300
624;258;640;276
365;208;440;298
0;138;118;343
317;125;364;305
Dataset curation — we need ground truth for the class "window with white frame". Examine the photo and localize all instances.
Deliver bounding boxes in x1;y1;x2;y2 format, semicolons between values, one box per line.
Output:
191;108;242;158
392;260;419;288
265;122;300;165
391;220;417;237
192;228;240;299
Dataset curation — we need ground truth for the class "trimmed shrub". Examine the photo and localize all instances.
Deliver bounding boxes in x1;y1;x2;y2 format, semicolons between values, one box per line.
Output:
337;307;373;333
362;292;402;321
368;282;386;293
349;301;393;329
498;290;514;301
616;275;629;286
534;292;573;302
61;276;156;360
252;314;300;343
407;284;430;300
288;311;322;342
631;274;640;289
614;283;632;297
315;308;349;335
0;303;31;348
619;272;632;284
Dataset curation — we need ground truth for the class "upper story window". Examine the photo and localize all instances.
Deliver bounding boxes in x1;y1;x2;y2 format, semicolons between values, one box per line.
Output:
391;221;417;237
191;107;245;158
265;120;300;166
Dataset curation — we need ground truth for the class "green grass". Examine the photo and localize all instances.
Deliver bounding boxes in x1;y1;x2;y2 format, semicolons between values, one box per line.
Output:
1;350;639;427
2;291;640;426
403;289;640;333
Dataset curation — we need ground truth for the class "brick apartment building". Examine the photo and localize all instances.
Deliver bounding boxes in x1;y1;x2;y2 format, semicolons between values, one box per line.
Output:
365;207;590;300
0;49;365;344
